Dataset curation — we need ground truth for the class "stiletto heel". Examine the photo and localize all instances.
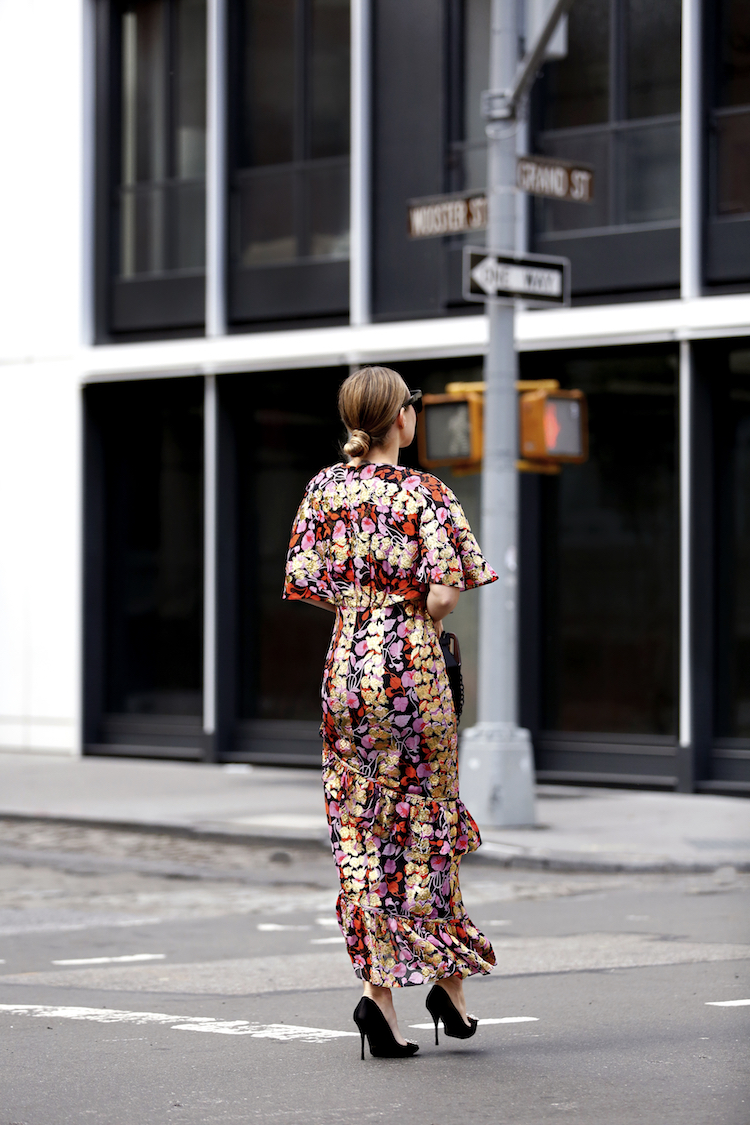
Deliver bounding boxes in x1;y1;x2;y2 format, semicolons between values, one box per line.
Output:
353;997;419;1059
425;985;478;1042
431;1013;439;1045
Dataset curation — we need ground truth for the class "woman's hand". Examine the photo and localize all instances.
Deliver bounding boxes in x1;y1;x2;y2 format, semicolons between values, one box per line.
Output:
426;583;460;627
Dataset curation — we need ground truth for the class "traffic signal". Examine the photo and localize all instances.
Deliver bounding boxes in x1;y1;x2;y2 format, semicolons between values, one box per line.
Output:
416;393;483;470
416;383;588;473
518;389;588;464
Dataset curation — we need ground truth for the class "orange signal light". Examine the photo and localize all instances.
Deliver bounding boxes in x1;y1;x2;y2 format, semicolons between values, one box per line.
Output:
519;389;588;464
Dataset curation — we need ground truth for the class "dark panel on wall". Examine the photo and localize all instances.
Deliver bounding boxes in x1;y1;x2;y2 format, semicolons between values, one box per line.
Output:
535;732;677;789
111;276;205;332
534;226;680;295
229;261;349;324
705;218;750;285
371;0;446;319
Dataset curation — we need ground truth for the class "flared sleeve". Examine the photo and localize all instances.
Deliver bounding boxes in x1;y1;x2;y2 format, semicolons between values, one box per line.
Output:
415;476;498;590
283;472;335;604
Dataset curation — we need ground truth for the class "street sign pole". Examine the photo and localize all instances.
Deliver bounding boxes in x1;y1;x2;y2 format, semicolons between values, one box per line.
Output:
459;0;537;826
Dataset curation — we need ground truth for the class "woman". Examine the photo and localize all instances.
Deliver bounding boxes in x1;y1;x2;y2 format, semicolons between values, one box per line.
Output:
283;366;498;1059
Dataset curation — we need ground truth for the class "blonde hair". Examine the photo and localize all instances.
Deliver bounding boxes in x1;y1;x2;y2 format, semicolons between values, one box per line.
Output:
338;366;410;459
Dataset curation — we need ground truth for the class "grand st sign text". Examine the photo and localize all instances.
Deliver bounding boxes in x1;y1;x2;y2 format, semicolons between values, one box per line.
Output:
408;156;594;239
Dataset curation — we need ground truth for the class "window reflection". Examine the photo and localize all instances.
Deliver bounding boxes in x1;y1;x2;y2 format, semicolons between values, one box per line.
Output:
118;0;206;278
534;0;680;235
540;0;609;130
625;0;681;119
233;0;350;269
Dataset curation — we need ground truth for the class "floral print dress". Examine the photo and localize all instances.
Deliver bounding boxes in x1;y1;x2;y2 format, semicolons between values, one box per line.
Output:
283;462;498;987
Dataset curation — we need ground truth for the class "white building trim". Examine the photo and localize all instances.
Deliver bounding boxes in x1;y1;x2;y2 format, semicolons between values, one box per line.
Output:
79;292;750;382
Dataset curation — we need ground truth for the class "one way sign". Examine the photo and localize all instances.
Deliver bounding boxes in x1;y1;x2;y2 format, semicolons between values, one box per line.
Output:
463;246;570;306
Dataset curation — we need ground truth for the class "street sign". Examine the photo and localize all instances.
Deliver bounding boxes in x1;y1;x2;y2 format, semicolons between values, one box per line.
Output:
407;159;592;241
462;246;570;306
516;155;594;203
407;191;487;238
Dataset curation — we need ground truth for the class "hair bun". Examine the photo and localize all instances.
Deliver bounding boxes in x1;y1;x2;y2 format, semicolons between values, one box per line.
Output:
344;429;371;458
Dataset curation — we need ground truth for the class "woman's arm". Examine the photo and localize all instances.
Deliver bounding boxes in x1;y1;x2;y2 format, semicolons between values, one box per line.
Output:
426;583;460;631
308;598;336;613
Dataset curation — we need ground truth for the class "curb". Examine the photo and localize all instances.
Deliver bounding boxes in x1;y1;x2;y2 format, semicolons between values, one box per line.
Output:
2;811;747;876
0;812;330;853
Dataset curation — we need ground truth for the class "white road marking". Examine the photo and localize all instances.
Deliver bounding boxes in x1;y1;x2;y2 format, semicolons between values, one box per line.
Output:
51;954;166;966
315;918;339;927
487;920;512;927
0;1005;358;1042
705;999;750;1007
256;924;310;932
409;1016;539;1029
309;937;344;945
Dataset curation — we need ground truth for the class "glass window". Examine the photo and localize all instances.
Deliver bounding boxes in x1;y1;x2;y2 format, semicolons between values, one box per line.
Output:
233;0;350;269
310;0;351;159
713;0;750;216
522;348;679;735
625;0;681;120
540;0;610;130
239;0;295;167
118;0;206;279
534;0;680;236
93;379;204;717
715;350;750;739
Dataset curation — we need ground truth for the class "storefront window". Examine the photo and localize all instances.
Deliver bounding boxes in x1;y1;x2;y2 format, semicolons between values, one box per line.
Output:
94;379;204;717
715;350;750;738
117;0;207;277
523;348;678;735
227;370;343;722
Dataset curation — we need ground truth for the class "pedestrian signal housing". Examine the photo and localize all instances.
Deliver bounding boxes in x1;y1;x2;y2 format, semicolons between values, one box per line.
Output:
519;389;588;464
417;393;483;470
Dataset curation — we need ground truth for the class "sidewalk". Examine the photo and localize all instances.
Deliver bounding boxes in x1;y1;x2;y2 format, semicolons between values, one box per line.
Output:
0;751;748;873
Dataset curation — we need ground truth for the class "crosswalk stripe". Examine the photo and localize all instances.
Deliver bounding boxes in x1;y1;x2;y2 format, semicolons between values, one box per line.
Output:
0;1004;358;1042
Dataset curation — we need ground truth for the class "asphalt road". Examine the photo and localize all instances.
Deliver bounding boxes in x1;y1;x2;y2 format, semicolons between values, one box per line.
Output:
0;821;748;1125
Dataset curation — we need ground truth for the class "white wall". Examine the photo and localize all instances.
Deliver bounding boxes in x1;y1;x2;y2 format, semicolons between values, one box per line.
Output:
0;0;86;753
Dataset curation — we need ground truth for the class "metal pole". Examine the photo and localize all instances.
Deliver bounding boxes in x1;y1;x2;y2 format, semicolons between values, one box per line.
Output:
350;0;371;326
677;340;693;788
459;0;535;826
206;0;227;338
680;0;701;301
676;0;701;788
203;374;218;753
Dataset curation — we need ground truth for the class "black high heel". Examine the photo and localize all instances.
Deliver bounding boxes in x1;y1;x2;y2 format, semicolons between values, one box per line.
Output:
353;997;419;1060
425;985;478;1045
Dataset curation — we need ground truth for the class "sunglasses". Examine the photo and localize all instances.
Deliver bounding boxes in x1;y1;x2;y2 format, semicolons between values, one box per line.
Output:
403;389;423;414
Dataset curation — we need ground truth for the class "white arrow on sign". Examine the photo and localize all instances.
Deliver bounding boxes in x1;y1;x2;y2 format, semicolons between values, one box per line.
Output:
470;255;563;299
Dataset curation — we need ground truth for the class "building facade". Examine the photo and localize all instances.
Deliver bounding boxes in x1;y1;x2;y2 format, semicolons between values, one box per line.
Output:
0;0;748;794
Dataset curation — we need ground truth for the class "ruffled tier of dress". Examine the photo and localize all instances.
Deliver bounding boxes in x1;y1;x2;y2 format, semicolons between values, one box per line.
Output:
323;749;496;987
335;894;496;987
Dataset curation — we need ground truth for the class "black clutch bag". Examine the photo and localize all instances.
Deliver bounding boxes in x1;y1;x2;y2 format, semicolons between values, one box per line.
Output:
439;630;464;721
